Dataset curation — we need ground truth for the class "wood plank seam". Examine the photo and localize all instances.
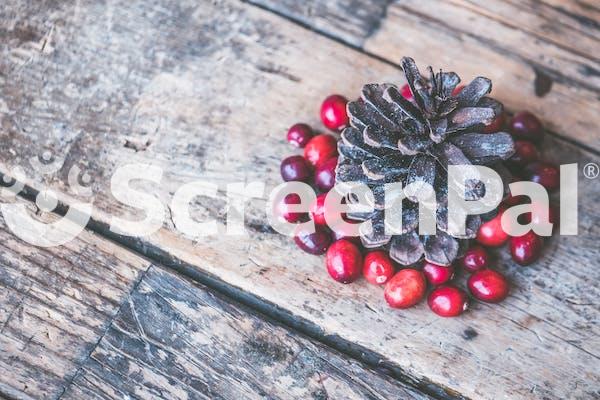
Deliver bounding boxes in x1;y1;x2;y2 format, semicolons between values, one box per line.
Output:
55;264;152;400
2;179;462;400
60;266;434;399
456;0;600;62
243;0;600;157
393;3;598;92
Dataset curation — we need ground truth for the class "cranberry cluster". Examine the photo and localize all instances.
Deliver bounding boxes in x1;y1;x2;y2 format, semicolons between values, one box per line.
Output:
277;87;558;317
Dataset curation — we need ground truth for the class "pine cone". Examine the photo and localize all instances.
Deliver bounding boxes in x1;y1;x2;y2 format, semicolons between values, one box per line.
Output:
336;57;515;266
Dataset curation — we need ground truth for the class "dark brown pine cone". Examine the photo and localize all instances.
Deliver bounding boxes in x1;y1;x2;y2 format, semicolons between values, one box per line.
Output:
335;57;515;266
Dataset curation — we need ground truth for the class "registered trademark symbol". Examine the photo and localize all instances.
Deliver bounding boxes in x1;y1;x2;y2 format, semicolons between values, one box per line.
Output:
584;162;599;179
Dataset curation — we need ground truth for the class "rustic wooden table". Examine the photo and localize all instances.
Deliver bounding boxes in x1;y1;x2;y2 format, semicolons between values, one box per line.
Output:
0;1;598;399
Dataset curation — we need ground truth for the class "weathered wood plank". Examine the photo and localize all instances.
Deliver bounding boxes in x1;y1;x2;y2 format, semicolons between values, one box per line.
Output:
61;266;431;400
0;199;151;399
249;0;600;151
0;0;599;399
537;0;600;30
454;0;600;55
0;200;429;400
389;0;600;90
245;0;392;47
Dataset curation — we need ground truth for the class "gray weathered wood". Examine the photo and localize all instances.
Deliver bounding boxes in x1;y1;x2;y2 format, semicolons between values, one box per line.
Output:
246;0;392;48
249;0;600;151
0;201;431;400
62;266;432;400
0;0;599;399
0;198;151;399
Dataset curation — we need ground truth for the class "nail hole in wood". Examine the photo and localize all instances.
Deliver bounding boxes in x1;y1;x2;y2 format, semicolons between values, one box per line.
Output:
534;68;553;97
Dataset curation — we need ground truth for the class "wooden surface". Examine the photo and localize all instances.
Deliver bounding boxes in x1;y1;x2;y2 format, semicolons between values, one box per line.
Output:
251;0;600;152
0;200;429;400
62;266;430;400
0;0;599;399
0;198;151;399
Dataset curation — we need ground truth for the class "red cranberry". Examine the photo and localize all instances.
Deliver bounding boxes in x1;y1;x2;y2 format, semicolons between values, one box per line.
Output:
287;123;313;148
476;211;509;247
524;162;560;191
483;112;506;134
452;84;465;96
509;140;539;166
510;231;544;266
277;193;308;223
461;245;489;273
326;240;362;284
504;193;528;207
400;84;413;101
315;157;337;192
363;251;396;285
310;193;328;225
280;155;312;182
422;262;454;286
520;202;558;230
510;111;543;143
468;269;509;303
320;95;349;131
503;178;528;207
294;225;331;255
304;134;338;168
428;285;469;317
384;269;427;309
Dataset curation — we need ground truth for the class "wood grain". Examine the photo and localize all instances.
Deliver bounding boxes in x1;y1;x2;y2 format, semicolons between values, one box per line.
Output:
0;200;431;400
0;198;151;399
0;0;599;399
245;0;392;48
249;0;600;152
61;266;431;400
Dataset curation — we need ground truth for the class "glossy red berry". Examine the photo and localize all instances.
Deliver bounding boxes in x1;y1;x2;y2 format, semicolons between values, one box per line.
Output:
428;285;469;317
524;162;560;191
520;202;558;230
320;95;349;131
363;251;396;285
294;225;331;255
483;112;506;134
422;262;454;286
510;111;543;143
476;211;509;247
277;193;308;223
468;269;509;303
400;84;413;101
384;269;427;309
461;245;489;273
304;134;338;168
280;155;312;182
451;84;465;96
310;193;328;225
509;140;539;167
326;240;363;284
510;231;544;266
287;123;313;148
314;157;337;192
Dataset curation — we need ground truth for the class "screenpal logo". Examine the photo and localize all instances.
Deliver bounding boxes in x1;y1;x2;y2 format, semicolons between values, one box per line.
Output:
0;161;581;247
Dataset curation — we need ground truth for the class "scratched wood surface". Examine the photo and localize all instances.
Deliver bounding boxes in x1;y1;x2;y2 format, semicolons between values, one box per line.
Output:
0;197;151;399
250;0;600;151
0;201;425;400
0;0;599;399
61;266;431;400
